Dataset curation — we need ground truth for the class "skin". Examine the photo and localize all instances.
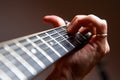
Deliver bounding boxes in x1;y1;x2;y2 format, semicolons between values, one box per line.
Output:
43;14;110;80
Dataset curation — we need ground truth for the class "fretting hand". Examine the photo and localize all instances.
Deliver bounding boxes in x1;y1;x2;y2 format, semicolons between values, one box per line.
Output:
43;15;110;80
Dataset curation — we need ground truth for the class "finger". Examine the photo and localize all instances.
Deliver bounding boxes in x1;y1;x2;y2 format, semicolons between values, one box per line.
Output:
87;15;107;34
67;15;87;34
78;27;89;34
67;14;107;35
43;15;66;27
78;25;96;35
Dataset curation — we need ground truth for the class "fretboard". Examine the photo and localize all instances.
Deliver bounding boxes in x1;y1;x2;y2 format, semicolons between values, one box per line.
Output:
0;26;91;80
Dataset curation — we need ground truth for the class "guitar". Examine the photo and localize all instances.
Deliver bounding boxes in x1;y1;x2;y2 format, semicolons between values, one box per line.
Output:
0;26;91;80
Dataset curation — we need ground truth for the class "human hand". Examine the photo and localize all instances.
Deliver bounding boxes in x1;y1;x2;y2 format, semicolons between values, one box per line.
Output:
43;15;110;80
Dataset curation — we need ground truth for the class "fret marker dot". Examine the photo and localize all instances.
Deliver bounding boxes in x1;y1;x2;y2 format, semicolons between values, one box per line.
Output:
31;48;37;54
49;41;54;46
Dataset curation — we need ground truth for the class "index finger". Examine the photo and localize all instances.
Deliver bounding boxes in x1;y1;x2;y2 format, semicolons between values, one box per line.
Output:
67;15;107;35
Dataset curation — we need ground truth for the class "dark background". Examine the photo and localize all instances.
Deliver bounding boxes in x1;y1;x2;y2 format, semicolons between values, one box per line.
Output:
0;0;120;80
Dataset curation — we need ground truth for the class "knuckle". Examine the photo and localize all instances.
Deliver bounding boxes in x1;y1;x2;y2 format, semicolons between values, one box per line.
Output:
102;19;107;28
75;15;81;19
88;14;108;30
100;20;107;30
88;14;96;18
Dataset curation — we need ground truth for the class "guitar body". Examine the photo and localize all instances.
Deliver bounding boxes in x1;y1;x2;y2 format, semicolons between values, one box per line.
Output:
0;26;91;80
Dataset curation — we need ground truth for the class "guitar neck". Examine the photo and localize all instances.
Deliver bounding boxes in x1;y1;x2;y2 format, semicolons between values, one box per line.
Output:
0;26;91;80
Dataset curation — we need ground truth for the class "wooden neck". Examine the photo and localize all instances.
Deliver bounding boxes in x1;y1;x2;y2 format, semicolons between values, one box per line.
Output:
0;26;91;80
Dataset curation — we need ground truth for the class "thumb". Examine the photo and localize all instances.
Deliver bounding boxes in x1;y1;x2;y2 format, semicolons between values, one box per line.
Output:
43;15;66;27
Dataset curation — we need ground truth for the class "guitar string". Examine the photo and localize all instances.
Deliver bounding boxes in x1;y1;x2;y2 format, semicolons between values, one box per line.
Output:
0;26;77;79
0;27;73;66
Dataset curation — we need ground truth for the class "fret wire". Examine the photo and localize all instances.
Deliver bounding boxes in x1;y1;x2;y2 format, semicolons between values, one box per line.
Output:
28;35;37;40
37;28;64;39
26;38;54;63
55;26;65;32
32;35;74;52
38;32;55;39
2;52;34;79
34;35;59;46
0;26;78;80
44;35;64;44
16;27;66;49
0;53;27;80
34;39;42;44
47;30;58;35
23;40;53;67
0;60;20;80
0;48;6;53
4;44;37;76
43;37;77;50
54;29;75;48
36;34;62;57
46;33;68;52
42;36;52;41
47;29;56;35
15;41;46;69
21;39;66;58
33;38;67;52
0;70;12;80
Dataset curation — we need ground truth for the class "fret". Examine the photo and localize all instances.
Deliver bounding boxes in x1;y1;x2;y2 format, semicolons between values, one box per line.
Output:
51;33;60;38
0;46;6;53
0;26;91;80
43;36;51;41
0;53;27;80
2;52;34;79
52;44;67;56
38;33;47;38
7;42;20;50
47;29;56;35
33;50;52;67
0;62;19;80
28;35;37;40
0;46;4;50
38;43;48;50
59;30;67;36
23;42;52;67
8;42;16;47
44;48;60;61
60;40;74;51
0;69;12;80
16;41;46;69
46;33;68;52
54;28;75;49
19;39;27;44
4;44;37;76
13;47;44;73
55;26;64;32
55;36;64;42
34;39;42;45
37;35;62;57
26;38;54;63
